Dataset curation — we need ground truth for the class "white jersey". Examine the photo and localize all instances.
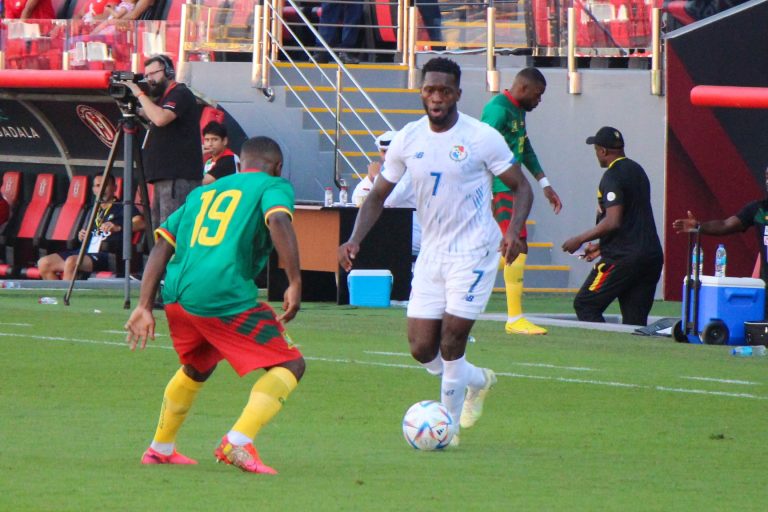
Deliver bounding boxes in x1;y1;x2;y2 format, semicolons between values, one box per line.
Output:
381;112;516;261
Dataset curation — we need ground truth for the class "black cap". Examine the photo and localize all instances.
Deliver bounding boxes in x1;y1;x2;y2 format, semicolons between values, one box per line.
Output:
586;126;624;149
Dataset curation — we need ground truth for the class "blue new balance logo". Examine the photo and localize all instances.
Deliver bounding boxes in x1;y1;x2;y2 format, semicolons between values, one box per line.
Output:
415;152;424;159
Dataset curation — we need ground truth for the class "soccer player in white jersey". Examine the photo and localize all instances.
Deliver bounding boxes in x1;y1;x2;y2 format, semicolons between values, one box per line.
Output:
338;57;533;445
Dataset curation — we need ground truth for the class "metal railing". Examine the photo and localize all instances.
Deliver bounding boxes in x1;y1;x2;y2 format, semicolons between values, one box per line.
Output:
253;0;397;184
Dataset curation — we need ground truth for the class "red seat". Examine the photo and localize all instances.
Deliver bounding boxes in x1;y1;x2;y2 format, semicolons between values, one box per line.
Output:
2;173;56;276
16;173;55;243
46;175;89;245
372;0;396;44
0;171;24;276
1;171;22;209
24;173;79;279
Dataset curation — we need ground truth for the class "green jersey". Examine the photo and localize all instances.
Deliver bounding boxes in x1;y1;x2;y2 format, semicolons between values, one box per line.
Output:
481;91;544;193
156;170;294;317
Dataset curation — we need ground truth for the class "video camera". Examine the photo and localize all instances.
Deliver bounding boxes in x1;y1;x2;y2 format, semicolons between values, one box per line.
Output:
108;71;145;103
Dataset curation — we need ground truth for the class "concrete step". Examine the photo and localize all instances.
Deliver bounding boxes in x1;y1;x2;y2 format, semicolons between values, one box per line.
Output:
526;242;553;265
273;62;410;89
303;108;423;132
285;85;422;110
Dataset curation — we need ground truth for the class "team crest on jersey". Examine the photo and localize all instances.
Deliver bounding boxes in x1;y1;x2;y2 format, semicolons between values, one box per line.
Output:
450;145;467;162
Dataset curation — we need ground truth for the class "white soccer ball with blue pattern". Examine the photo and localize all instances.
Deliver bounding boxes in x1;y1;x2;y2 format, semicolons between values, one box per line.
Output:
402;400;454;450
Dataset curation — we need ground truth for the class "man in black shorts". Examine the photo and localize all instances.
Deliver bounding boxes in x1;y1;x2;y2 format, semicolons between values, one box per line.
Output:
38;174;145;280
562;127;663;325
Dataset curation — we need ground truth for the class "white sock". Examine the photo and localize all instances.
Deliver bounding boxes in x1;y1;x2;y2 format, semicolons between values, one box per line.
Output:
227;430;252;446
421;351;443;376
150;441;175;456
441;356;469;427
465;361;487;390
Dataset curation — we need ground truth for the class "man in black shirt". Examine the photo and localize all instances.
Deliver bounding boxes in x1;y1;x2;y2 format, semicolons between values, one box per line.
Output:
38;175;145;280
563;127;663;325
124;55;202;229
672;167;768;315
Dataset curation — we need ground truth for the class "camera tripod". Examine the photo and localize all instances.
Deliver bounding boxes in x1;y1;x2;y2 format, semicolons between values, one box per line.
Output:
63;105;154;309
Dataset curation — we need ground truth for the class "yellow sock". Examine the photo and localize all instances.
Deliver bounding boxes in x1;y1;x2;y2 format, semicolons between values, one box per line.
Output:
505;253;527;320
231;367;298;441
154;367;204;444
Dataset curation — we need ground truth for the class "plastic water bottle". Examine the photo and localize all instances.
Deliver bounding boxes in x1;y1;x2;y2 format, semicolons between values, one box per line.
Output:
324;187;333;207
339;186;348;205
691;244;704;276
38;297;58;305
715;244;727;278
730;345;767;357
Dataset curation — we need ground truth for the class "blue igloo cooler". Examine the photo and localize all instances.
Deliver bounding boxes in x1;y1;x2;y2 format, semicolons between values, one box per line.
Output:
348;269;393;307
681;276;765;345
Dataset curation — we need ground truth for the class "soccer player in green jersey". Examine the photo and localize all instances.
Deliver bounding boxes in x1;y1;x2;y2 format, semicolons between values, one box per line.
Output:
481;67;562;336
125;136;304;475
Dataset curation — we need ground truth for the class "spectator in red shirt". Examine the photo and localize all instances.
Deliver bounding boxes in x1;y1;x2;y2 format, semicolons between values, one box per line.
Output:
5;0;55;19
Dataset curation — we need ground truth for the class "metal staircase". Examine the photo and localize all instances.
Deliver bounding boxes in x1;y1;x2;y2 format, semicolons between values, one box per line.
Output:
271;60;571;291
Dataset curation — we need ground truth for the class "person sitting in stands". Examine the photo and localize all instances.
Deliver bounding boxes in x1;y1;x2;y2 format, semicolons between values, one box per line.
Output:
37;174;145;281
202;121;240;185
91;0;137;34
73;0;114;24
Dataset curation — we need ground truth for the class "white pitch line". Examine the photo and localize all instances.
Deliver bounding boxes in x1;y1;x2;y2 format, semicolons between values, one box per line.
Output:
0;322;32;326
365;351;411;357
2;331;766;400
655;386;766;400
681;376;761;386
102;329;166;337
364;350;596;372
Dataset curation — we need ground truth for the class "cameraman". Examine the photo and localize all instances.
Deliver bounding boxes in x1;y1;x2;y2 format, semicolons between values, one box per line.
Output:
122;55;202;229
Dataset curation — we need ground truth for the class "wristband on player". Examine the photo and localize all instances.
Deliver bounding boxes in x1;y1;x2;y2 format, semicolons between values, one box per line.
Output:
538;177;551;189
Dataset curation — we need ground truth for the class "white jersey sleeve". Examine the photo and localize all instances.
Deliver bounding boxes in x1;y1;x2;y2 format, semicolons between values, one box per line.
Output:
380;122;416;185
481;125;517;176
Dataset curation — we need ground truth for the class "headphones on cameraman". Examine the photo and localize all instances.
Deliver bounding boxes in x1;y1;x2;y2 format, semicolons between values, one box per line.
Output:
152;54;175;80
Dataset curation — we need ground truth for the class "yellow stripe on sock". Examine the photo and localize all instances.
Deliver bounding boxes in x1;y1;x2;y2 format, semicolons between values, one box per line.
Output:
154;367;204;444
231;367;298;440
505;253;526;319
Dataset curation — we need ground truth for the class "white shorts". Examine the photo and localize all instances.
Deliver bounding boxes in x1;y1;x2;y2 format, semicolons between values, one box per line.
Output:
407;249;499;320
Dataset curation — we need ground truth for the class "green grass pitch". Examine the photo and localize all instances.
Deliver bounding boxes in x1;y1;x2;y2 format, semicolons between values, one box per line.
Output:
0;289;765;511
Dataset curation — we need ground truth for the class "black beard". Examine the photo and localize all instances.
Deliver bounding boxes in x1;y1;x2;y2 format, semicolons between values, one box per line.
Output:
147;81;167;97
425;103;457;128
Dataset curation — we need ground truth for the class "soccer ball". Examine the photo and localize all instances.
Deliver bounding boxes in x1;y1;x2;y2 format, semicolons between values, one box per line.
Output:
402;400;454;450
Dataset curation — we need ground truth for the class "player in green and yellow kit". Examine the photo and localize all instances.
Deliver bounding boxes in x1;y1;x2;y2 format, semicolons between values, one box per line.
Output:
481;67;562;335
125;136;303;474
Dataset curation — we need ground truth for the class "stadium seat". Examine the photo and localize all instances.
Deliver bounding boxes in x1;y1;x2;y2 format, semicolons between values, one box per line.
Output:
20;174;86;279
372;0;397;46
0;171;24;276
2;173;56;276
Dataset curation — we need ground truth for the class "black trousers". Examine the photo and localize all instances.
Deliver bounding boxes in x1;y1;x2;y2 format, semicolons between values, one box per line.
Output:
573;253;663;326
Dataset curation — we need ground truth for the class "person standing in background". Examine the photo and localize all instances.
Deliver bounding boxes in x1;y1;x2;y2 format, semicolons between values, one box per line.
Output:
481;67;562;336
202;121;240;185
123;55;202;229
563;126;663;326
